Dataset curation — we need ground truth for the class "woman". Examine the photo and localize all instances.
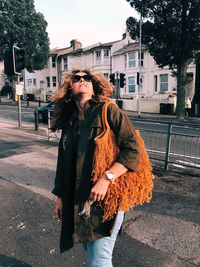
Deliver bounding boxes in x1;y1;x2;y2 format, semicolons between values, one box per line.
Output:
51;69;140;267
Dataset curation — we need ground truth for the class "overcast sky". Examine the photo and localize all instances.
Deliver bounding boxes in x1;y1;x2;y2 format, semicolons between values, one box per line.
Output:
34;0;139;49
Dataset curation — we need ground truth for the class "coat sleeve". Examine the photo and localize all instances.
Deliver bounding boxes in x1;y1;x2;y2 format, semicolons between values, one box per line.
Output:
51;133;65;197
107;103;140;171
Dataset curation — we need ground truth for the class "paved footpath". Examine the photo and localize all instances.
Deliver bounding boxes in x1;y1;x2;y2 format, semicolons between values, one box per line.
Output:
0;121;199;267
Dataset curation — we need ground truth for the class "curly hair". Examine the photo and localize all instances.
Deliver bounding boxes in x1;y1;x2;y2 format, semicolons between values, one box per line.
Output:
52;69;113;101
50;69;114;131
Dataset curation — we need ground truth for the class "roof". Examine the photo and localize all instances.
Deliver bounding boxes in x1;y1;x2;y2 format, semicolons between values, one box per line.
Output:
113;42;146;56
57;40;119;57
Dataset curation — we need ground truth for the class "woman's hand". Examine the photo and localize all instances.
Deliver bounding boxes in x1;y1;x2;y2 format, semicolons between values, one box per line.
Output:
90;175;110;202
54;197;63;219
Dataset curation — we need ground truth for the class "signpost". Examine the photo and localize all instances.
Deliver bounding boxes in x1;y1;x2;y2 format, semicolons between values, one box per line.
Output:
16;82;23;127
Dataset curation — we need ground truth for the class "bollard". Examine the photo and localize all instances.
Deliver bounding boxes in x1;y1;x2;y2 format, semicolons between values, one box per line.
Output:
38;97;41;107
35;110;39;131
164;123;172;170
27;96;29;107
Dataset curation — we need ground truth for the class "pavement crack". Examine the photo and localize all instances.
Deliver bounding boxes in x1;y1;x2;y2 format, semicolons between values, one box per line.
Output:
123;214;144;231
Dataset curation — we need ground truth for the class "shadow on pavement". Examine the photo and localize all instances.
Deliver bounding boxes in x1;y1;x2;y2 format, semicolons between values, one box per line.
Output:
113;233;195;267
0;254;33;267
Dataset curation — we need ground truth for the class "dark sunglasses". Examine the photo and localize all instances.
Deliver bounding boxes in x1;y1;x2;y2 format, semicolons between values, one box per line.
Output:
71;74;92;83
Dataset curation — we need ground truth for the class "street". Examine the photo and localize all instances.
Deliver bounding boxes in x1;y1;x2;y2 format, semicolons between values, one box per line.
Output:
0;116;200;267
1;104;200;170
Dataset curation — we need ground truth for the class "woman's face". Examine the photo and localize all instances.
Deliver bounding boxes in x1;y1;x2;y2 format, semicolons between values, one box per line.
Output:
71;72;94;98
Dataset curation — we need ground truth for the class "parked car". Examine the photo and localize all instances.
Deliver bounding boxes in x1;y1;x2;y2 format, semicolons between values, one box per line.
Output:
34;101;56;123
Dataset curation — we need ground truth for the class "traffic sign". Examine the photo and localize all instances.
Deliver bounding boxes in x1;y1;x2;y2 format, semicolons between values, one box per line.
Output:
16;84;23;95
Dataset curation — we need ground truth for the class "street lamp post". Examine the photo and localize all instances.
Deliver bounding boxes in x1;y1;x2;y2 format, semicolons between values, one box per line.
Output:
127;0;143;117
138;2;142;117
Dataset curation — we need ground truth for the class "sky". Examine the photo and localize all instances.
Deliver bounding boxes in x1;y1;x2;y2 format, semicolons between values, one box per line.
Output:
34;0;139;49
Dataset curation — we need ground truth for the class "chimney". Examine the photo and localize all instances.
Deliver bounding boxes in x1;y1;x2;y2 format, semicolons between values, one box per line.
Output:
70;39;82;50
122;29;131;40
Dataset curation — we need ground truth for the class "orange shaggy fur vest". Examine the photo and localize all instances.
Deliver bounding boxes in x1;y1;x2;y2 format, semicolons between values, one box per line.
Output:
92;101;154;221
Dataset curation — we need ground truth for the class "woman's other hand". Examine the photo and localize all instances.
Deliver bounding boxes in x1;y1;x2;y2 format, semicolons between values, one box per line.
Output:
54;196;63;219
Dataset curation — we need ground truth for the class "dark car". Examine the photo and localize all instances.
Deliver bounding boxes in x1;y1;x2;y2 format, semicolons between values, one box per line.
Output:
34;101;56;123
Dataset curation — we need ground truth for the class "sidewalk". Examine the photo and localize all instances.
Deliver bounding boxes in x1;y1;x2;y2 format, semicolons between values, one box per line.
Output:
1;175;199;267
126;110;200;125
0;124;199;267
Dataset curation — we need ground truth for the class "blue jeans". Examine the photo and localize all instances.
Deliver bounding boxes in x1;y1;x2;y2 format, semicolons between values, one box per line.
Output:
84;211;124;267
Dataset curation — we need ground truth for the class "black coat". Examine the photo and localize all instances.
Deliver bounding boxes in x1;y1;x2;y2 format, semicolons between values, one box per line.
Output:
51;97;140;253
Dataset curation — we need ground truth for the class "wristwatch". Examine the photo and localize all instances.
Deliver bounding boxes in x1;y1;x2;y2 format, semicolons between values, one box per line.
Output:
104;171;115;182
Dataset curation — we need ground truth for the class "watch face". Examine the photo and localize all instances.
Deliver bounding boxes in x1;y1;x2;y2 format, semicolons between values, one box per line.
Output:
106;172;114;180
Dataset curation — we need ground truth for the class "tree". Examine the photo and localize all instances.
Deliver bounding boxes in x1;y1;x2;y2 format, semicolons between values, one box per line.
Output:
0;0;49;73
0;82;12;96
126;0;200;119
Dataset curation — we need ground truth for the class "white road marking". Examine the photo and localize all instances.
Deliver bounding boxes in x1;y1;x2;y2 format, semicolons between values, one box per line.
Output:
148;149;200;160
175;160;200;168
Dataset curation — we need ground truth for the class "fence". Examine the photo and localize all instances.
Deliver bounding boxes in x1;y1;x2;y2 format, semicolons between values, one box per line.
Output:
131;118;200;171
47;111;200;171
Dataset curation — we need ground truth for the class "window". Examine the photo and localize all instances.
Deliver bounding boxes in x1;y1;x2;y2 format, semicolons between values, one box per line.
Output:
52;76;57;87
46;76;50;87
103;49;109;57
160;74;168;92
128;77;135;93
154;75;158;92
138;52;144;67
52;56;56;68
95;50;101;59
27;79;32;86
128;52;136;68
125;54;127;68
95;50;101;65
27;79;36;86
63;57;68;70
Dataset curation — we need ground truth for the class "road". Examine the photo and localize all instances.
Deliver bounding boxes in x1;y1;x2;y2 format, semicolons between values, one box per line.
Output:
1;104;199;170
0;125;199;267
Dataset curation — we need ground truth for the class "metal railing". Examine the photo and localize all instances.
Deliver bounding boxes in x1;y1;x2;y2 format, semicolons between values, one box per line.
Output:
47;110;200;171
131;118;200;170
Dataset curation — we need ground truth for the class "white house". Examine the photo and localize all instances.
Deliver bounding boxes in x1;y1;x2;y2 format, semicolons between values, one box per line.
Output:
25;40;82;101
25;33;196;113
58;40;116;83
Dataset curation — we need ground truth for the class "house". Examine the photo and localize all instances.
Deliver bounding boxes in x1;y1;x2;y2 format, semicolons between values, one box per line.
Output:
25;39;82;101
25;32;196;113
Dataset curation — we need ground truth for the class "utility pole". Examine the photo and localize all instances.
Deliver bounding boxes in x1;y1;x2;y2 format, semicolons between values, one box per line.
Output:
13;44;23;127
127;0;143;116
138;0;142;117
17;76;22;127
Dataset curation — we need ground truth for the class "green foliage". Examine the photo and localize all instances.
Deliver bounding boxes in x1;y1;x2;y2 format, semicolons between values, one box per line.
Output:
126;0;200;69
0;82;12;96
126;0;200;119
0;0;49;72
